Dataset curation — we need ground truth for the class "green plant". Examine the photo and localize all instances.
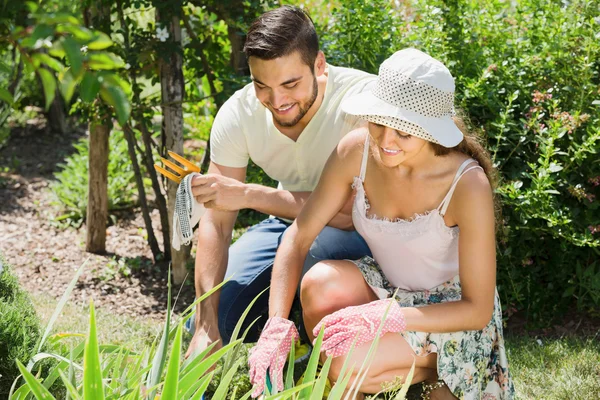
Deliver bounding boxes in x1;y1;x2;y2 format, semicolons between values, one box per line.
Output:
0;260;42;398
315;0;600;325
50;129;138;226
11;263;415;400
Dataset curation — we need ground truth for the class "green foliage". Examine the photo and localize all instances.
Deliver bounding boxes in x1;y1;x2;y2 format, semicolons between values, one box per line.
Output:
0;2;131;125
12;269;413;400
50;130;138;225
314;0;600;325
0;260;42;398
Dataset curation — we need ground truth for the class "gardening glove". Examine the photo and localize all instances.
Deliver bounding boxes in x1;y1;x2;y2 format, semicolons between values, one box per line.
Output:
172;172;206;250
313;299;406;358
248;317;300;397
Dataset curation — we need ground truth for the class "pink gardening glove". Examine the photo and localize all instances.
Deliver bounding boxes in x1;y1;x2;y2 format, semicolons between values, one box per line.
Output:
248;317;299;397
313;299;406;358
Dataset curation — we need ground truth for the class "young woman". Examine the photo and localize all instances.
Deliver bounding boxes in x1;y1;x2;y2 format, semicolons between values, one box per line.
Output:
248;48;514;400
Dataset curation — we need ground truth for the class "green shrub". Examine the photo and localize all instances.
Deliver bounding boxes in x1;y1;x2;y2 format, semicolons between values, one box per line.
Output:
314;0;600;325
50;129;139;226
0;259;42;398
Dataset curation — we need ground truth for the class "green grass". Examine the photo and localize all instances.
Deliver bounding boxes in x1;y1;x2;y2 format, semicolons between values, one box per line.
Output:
507;334;600;399
28;294;600;398
31;292;160;353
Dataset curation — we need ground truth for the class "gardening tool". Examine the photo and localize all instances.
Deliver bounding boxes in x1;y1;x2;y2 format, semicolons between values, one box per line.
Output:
154;151;200;183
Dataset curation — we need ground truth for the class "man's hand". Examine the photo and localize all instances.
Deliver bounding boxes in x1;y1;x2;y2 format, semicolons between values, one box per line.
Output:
184;326;223;360
191;174;248;211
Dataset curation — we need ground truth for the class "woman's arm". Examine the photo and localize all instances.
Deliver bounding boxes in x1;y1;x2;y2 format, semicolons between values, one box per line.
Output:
402;168;497;332
268;129;368;319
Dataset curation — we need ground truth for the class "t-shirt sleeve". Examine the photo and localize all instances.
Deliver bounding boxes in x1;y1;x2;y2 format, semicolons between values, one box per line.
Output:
209;97;250;168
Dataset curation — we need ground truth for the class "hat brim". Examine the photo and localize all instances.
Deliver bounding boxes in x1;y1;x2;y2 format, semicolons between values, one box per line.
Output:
342;91;463;148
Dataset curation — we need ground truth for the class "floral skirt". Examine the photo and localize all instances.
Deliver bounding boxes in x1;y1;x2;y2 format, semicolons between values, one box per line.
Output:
351;256;515;400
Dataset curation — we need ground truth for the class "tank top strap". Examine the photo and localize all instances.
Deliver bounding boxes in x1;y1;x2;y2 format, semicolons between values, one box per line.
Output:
438;159;483;216
359;134;370;181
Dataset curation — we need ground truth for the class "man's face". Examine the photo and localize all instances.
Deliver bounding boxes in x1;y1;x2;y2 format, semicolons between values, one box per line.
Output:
249;51;321;128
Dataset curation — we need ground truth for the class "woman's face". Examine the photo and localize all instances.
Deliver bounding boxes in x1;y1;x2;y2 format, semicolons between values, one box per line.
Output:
368;122;430;168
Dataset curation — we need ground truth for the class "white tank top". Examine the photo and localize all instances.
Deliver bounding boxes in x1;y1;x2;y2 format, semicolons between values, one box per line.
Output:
352;135;483;291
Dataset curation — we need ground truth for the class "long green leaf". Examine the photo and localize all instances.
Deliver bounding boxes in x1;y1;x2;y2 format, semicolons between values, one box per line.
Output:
80;71;100;103
223;287;269;373
310;356;332;400
38;68;56;110
83;301;104;400
0;59;12;74
32;53;64;72
34;257;89;356
87;53;124;70
99;85;130;125
161;323;183;399
87;33;113;50
211;357;245;400
57;370;81;400
62;37;83;77
284;338;295;390
0;87;14;104
16;360;56;400
146;267;171;399
178;339;243;397
393;356;416;400
188;371;214;400
300;325;326;398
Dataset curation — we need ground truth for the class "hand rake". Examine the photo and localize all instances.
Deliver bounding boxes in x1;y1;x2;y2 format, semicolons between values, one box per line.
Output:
154;151;200;184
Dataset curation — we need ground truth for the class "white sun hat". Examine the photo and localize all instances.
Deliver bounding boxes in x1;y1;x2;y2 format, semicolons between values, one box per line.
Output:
341;48;463;147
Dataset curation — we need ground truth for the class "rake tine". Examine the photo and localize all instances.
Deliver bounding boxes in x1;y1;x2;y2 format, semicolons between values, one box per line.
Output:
154;164;182;183
168;151;200;172
160;158;187;175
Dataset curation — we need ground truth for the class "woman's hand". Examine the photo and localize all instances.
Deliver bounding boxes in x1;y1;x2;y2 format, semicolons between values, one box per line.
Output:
313;299;406;358
248;317;299;397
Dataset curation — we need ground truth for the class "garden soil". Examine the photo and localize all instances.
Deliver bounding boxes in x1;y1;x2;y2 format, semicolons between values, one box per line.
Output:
0;124;194;321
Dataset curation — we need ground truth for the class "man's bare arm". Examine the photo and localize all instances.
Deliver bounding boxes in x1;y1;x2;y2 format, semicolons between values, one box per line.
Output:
192;171;353;230
185;162;244;358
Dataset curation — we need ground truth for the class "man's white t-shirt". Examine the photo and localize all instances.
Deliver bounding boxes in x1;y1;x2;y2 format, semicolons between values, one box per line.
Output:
210;65;375;192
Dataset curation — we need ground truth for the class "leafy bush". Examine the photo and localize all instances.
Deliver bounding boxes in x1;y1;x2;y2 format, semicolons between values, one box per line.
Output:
50;129;139;225
314;0;600;324
0;259;42;398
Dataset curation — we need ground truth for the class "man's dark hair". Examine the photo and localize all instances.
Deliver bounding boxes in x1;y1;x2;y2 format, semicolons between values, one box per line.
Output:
243;6;319;69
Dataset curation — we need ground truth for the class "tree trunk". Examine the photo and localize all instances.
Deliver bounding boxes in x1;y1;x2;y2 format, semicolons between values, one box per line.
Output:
84;2;111;254
86;121;110;253
158;10;188;284
227;26;249;76
123;125;161;259
138;121;171;259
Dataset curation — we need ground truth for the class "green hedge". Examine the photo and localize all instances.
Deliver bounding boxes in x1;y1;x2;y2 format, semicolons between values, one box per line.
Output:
0;257;42;398
317;0;600;324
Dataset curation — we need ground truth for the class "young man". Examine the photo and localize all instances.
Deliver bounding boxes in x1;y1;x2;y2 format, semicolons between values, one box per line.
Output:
185;6;374;358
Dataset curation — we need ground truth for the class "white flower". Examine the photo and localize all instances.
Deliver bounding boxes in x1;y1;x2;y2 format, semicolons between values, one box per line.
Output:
594;17;600;25
80;45;88;53
34;38;52;49
156;27;169;42
536;339;543;346
124;63;131;70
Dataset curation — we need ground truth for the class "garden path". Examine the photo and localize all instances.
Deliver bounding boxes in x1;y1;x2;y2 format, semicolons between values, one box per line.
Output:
0;122;195;320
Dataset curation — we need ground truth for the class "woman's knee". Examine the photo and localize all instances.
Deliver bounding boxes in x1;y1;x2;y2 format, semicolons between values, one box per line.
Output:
300;261;366;317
